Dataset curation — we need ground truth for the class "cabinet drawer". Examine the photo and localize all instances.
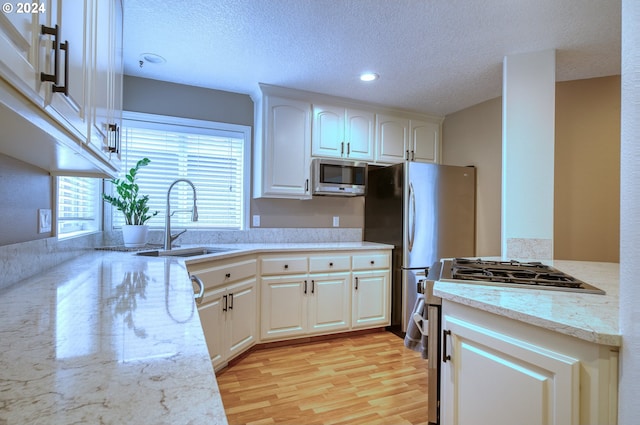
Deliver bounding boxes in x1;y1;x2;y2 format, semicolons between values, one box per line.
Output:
309;254;351;273
194;259;257;289
352;252;390;270
260;256;308;275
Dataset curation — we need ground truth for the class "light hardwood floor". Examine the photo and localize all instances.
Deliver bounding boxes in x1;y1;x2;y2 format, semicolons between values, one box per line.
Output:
216;331;429;425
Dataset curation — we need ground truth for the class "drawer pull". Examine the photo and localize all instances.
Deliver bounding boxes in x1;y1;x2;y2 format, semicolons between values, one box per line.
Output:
370;260;375;265
329;262;334;267
225;273;231;278
284;264;289;269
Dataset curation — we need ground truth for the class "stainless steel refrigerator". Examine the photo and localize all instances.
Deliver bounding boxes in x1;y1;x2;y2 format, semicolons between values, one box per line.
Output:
364;162;476;333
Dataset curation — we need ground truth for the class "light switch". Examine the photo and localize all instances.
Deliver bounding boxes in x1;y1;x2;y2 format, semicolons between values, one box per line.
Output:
252;215;260;227
38;209;52;233
333;216;339;227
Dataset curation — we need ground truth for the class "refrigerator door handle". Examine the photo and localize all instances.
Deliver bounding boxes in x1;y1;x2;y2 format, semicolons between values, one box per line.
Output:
408;182;416;252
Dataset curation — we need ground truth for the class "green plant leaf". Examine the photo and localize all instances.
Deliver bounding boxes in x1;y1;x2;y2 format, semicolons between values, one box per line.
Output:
102;157;159;225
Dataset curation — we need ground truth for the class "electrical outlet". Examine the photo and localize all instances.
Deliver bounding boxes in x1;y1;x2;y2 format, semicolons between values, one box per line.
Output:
252;215;260;227
333;216;339;227
38;209;52;233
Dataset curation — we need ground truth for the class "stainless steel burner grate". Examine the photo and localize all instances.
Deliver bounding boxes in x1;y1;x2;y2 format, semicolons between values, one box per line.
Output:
440;258;605;294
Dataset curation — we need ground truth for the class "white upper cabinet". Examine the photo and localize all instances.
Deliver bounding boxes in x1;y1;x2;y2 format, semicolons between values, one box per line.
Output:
87;0;123;172
0;1;48;104
376;113;409;164
409;119;439;163
45;0;91;141
254;92;312;199
376;114;441;164
312;104;374;161
0;0;123;177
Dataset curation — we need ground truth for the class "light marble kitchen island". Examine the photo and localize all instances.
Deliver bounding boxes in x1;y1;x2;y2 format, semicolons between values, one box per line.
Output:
434;260;620;425
433;259;620;346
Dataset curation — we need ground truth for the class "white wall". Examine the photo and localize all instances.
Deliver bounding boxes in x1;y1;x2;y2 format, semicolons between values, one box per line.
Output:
618;0;640;422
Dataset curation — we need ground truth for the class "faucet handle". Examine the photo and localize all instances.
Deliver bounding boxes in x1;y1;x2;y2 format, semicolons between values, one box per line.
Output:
170;229;187;243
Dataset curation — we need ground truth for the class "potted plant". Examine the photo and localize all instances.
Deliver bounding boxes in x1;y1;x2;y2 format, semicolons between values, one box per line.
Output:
103;158;158;247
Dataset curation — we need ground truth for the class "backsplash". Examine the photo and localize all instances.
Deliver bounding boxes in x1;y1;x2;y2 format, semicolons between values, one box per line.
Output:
102;228;362;246
0;228;362;291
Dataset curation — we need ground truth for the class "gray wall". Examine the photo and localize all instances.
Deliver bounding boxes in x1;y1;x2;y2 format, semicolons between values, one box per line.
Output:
0;154;53;245
123;76;364;230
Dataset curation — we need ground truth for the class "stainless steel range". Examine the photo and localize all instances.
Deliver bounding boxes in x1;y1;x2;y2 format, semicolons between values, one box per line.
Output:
422;257;605;425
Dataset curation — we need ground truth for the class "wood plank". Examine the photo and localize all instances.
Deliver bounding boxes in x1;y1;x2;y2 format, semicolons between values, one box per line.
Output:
216;331;429;425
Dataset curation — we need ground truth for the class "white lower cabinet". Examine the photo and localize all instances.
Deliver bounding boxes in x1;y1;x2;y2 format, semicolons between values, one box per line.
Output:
351;270;390;328
351;252;391;329
199;279;257;370
308;272;351;333
189;257;258;370
260;273;307;340
259;254;351;340
191;249;391;366
260;250;390;341
441;301;618;425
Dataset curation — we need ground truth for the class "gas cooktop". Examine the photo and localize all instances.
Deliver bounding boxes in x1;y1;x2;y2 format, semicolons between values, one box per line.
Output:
439;258;605;295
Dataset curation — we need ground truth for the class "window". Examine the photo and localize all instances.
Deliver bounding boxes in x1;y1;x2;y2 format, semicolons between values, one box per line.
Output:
57;176;101;238
111;112;251;230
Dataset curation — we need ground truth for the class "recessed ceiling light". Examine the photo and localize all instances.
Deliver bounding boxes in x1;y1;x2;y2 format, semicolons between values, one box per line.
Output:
360;72;379;82
139;53;166;64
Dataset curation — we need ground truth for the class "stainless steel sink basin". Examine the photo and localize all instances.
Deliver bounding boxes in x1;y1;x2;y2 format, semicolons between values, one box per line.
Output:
136;246;235;257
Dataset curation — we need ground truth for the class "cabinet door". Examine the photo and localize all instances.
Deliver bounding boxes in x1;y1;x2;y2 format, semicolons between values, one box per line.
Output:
260;274;307;340
46;0;90;141
308;272;350;334
262;96;311;198
312;104;344;158
345;108;374;160
351;270;390;328
0;2;47;103
441;313;579;425
226;279;257;360
197;286;227;369
88;0;122;168
376;114;409;164
410;119;438;163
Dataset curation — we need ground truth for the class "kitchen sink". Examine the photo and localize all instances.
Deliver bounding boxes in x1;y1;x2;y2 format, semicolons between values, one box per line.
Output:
136;246;236;257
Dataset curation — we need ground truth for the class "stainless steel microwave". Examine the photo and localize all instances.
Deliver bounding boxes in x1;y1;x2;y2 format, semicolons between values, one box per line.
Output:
311;158;367;197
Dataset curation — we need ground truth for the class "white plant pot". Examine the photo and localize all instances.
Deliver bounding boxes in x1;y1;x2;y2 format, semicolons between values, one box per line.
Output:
122;225;149;248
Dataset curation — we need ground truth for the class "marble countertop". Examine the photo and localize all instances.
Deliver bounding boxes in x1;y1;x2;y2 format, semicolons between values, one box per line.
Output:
433;259;620;346
0;241;391;425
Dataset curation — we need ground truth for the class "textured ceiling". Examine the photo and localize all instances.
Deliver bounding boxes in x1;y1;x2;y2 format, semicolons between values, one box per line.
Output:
123;0;620;116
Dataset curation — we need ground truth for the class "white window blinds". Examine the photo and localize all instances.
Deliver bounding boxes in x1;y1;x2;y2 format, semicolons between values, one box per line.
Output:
114;113;250;230
57;176;100;237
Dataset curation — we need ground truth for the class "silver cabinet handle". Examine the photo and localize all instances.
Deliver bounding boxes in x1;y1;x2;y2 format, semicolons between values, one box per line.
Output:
190;274;205;304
